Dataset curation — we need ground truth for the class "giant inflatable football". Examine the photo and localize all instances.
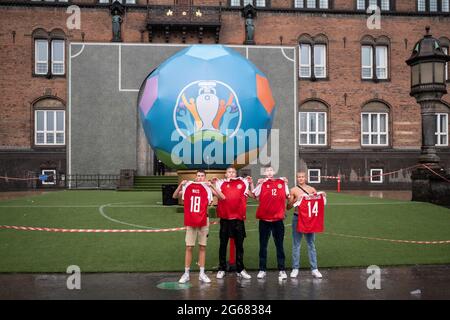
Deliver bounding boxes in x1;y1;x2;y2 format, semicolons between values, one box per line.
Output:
137;45;276;169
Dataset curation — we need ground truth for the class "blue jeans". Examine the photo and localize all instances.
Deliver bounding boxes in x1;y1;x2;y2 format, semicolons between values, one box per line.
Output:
258;220;285;271
292;214;318;270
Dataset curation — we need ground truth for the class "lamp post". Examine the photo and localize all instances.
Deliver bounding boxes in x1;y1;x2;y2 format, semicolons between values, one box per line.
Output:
406;27;450;205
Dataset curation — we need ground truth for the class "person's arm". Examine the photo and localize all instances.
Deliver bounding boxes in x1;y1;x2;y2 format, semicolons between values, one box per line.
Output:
172;180;187;199
208;181;226;200
287;188;298;210
245;176;256;199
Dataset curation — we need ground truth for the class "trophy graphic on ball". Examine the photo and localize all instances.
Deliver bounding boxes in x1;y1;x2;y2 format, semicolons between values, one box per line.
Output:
196;81;219;131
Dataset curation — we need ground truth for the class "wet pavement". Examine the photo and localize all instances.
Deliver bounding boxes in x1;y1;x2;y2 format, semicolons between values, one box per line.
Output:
1;265;449;300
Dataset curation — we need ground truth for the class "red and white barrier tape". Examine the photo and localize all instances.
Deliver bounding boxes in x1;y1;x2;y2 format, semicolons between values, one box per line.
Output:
324;231;450;245
0;221;219;233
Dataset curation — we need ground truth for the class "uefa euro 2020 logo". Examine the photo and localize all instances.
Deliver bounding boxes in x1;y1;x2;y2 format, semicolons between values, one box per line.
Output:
173;80;242;142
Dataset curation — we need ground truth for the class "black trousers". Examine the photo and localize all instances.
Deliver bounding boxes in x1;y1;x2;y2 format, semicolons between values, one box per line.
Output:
219;219;246;273
258;219;285;271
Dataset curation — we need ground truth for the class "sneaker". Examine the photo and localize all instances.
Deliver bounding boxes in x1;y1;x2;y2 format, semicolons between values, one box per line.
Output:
178;273;190;284
290;269;299;278
216;271;225;279
279;271;288;280
257;271;266;279
199;272;211;283
237;270;252;280
311;269;322;279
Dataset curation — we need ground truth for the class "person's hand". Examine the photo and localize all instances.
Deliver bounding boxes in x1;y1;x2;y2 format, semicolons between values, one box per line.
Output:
181;180;188;186
282;177;288;184
206;181;213;187
211;177;219;184
257;178;265;184
245;176;253;183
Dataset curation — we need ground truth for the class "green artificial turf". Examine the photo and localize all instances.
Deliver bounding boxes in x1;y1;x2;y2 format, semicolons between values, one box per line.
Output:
0;190;449;273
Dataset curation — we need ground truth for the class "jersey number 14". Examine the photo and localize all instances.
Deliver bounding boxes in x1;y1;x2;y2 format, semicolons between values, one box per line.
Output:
307;201;319;218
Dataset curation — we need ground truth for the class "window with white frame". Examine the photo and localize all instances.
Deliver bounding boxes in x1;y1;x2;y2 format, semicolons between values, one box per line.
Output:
41;169;56;185
418;0;449;11
370;169;383;183
299;112;327;145
35;40;48;75
308;169;321;184
361;113;388;146
436;113;448;146
51;40;65;75
361;45;388;80
299;43;327;78
357;0;391;11
35;110;65;145
295;0;329;8
255;0;266;6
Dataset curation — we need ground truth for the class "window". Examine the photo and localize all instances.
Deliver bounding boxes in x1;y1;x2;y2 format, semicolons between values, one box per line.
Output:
443;46;449;81
361;113;388;146
361;44;388;80
436;113;448;146
230;0;266;6
51;40;65;75
418;0;449;12
308;169;321;184
370;169;383;183
41;170;56;185
299;35;328;79
357;0;391;11
295;0;329;8
35;110;65;145
35;40;48;75
299;112;327;145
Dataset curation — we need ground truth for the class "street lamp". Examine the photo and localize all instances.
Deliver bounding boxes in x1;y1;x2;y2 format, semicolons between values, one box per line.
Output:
406;26;450;165
406;26;450;205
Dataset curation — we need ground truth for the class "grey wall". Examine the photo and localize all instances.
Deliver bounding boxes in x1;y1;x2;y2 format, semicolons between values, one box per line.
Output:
69;43;297;181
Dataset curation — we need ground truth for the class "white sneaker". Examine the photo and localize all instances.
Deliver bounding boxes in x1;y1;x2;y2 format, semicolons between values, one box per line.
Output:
290;269;299;278
237;270;252;280
178;273;190;283
279;271;288;280
216;271;225;279
257;271;266;279
311;269;322;278
199;272;211;283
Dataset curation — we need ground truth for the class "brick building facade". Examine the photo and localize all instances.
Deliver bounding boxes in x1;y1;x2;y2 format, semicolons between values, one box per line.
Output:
0;0;449;190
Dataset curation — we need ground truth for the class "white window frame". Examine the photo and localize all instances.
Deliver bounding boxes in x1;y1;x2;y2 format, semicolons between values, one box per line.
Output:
35;39;48;75
381;0;390;10
430;0;438;11
361;112;389;146
436;113;449;146
306;0;316;8
255;0;266;7
314;44;327;78
319;0;329;8
361;45;373;79
308;169;321;184
299;112;327;146
299;43;312;78
376;46;388;80
418;0;426;11
443;0;450;12
51;40;65;75
370;169;383;183
443;47;449;81
357;0;365;9
41;169;56;185
35;110;65;146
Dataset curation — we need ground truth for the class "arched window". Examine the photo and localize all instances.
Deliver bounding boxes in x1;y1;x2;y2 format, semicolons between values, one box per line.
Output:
361;35;390;81
32;28;66;77
33;97;66;146
299;99;329;146
299;34;328;80
361;100;390;146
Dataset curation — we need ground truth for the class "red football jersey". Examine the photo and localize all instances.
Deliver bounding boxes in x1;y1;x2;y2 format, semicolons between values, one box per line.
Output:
182;182;213;227
216;178;249;220
254;178;289;221
294;192;326;233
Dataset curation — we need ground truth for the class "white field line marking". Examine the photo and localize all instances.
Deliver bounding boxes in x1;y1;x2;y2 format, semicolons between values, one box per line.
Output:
99;203;159;229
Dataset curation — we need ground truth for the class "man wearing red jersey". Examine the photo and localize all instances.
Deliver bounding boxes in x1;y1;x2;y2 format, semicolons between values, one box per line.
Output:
287;171;325;279
213;166;252;280
252;166;290;280
172;169;225;284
